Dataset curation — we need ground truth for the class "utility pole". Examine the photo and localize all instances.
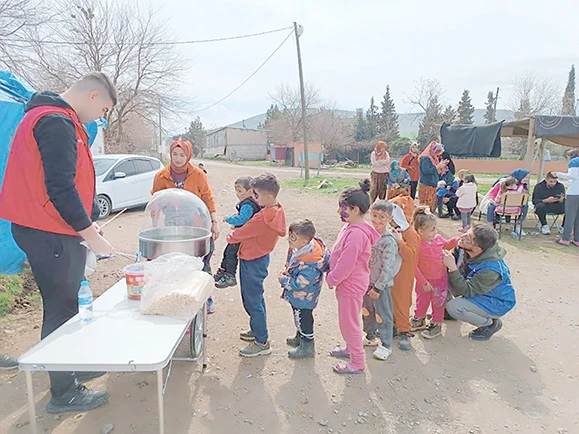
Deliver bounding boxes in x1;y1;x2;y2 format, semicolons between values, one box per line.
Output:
494;87;500;122
294;21;309;180
158;97;163;161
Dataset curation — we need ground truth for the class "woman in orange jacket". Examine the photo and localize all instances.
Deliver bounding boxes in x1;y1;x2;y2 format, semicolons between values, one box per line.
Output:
152;138;219;312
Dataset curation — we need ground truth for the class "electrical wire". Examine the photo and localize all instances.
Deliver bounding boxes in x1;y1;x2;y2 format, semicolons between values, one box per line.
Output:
193;29;294;114
2;26;293;47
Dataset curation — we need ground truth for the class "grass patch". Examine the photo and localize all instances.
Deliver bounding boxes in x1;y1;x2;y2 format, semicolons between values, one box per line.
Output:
477;183;492;196
280;176;358;195
233;160;278;168
0;274;24;317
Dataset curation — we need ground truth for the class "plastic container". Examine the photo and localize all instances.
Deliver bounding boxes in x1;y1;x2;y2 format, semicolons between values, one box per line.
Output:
124;263;146;300
78;280;93;322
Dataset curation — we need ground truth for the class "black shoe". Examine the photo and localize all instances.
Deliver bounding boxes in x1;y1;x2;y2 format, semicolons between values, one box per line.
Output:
215;273;237;289
288;338;315;359
213;268;225;282
398;332;412;351
46;382;109;414
444;309;456;321
469;319;503;341
0;354;18;370
74;371;106;382
441;213;451;219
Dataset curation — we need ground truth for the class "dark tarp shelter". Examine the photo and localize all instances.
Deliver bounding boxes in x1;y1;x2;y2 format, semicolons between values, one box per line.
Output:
440;121;504;157
501;115;579;181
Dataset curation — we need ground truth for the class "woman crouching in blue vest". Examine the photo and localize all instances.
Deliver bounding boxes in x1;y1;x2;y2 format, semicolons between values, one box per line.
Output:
442;224;516;341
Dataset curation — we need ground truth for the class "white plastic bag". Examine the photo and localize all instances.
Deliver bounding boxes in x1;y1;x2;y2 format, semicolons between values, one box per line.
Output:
140;253;213;320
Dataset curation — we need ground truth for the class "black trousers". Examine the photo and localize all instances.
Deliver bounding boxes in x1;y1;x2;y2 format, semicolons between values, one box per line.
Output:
12;224;86;397
535;202;565;226
292;307;314;341
409;181;418;200
219;243;240;275
437;195;459;216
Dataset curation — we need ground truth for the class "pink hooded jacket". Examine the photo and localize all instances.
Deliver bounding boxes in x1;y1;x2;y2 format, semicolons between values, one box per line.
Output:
327;221;380;297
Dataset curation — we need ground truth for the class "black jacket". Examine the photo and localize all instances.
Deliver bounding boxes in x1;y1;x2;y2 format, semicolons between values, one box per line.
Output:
532;180;565;206
27;92;99;232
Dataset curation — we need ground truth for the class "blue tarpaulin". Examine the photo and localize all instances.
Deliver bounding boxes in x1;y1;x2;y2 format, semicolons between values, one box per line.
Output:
0;71;103;274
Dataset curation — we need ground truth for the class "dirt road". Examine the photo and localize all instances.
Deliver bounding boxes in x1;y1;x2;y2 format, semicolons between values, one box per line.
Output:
1;160;578;434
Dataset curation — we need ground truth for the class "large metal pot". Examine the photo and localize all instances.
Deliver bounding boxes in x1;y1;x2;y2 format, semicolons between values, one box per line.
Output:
138;226;211;259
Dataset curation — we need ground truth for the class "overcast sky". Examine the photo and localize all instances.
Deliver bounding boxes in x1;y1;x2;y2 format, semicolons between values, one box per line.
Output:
144;0;579;132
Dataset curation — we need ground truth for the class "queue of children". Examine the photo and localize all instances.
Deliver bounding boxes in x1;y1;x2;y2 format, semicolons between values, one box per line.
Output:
214;167;509;376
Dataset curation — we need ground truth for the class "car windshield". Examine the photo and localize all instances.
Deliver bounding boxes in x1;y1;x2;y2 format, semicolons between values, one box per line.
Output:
94;158;116;176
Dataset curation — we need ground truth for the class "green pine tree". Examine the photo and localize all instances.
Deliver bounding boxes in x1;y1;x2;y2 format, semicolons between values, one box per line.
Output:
377;85;400;143
263;104;282;127
365;97;379;139
417;94;443;145
442;105;456;124
484;91;497;123
562;65;576;116
354;109;370;141
457;89;475;124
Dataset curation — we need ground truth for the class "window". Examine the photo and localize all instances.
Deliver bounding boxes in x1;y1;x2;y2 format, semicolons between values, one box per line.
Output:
113;160;137;177
135;159;154;174
150;159;161;170
93;158;115;176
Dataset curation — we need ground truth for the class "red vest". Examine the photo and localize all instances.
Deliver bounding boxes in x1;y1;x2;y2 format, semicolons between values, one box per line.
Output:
0;106;95;236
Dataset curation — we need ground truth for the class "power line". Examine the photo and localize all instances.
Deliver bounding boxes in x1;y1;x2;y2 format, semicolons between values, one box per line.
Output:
193;29;294;114
2;26;293;47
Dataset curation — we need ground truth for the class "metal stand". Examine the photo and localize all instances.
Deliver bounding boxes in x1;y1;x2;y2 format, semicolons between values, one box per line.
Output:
25;371;37;434
157;369;165;434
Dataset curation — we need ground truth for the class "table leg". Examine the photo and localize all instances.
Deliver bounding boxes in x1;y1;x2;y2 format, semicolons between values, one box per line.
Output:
157;369;165;434
202;302;208;370
25;371;38;434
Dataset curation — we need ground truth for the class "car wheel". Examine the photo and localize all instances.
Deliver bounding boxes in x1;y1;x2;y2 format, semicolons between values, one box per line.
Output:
97;195;112;220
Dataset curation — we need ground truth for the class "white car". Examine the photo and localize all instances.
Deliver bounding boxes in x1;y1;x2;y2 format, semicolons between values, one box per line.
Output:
94;155;163;219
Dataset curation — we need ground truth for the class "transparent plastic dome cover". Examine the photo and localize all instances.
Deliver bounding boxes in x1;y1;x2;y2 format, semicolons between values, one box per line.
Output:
145;189;211;230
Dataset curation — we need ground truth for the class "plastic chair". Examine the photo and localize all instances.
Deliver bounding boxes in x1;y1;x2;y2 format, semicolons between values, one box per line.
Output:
494;193;529;240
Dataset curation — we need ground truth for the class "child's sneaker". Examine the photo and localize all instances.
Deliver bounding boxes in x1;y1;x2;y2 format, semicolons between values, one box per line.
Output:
206;297;216;314
240;341;271;358
286;332;300;348
373;345;392;361
240;330;255;342
398;332;412;351
411;317;427;331
363;336;380;347
215;273;237;289
213;268;225;282
421;323;442;339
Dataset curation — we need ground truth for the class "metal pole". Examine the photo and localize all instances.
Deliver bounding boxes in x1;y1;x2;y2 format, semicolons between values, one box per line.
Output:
157;369;165;434
294;22;309;180
158;97;163;161
525;116;536;171
494;87;500;121
25;371;38;434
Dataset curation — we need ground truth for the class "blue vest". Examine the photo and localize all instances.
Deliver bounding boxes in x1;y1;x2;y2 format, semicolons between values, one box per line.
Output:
465;260;516;316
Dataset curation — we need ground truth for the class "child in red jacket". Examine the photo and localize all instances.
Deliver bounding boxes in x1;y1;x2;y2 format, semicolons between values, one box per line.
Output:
227;173;286;357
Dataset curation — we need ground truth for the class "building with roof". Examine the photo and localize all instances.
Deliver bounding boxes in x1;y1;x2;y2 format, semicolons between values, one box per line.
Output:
204;126;268;160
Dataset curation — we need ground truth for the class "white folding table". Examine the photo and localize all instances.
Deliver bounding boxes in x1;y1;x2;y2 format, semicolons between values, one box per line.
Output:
18;276;211;434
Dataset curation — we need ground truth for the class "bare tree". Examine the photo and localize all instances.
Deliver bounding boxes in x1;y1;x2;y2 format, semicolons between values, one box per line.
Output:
509;71;560;118
309;105;353;159
406;78;445;113
407;79;445;144
268;82;322;143
4;0;188;150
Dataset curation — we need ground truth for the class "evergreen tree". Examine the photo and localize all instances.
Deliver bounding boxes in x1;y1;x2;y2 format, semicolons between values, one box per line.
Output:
457;89;475;124
514;98;531;120
262;104;281;128
417;94;443;145
377;85;400;143
365;97;379;139
354;109;370;141
184;116;206;156
562;65;576;116
442;105;456;124
484;91;497;123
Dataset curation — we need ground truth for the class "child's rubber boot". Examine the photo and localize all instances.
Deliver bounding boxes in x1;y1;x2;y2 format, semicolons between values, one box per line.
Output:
286;331;300;348
288;338;315;359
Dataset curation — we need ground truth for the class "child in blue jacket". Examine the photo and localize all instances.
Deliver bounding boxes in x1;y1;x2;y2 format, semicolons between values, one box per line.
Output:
279;219;329;359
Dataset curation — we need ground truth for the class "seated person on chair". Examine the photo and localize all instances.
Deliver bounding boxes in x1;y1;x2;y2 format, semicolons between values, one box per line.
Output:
532;172;565;235
436;180;460;219
443;225;516;341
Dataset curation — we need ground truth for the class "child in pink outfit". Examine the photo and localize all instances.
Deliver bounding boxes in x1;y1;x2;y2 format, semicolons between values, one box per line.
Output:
412;208;459;339
327;180;380;375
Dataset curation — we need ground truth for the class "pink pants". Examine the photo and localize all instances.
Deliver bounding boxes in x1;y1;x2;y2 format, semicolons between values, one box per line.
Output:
414;276;448;324
336;291;365;371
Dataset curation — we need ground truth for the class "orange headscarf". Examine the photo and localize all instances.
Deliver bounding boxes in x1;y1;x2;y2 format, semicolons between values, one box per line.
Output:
419;141;444;168
170;138;193;174
374;141;389;160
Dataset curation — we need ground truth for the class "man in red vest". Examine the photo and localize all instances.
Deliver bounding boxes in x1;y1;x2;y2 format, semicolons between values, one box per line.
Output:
0;72;116;414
